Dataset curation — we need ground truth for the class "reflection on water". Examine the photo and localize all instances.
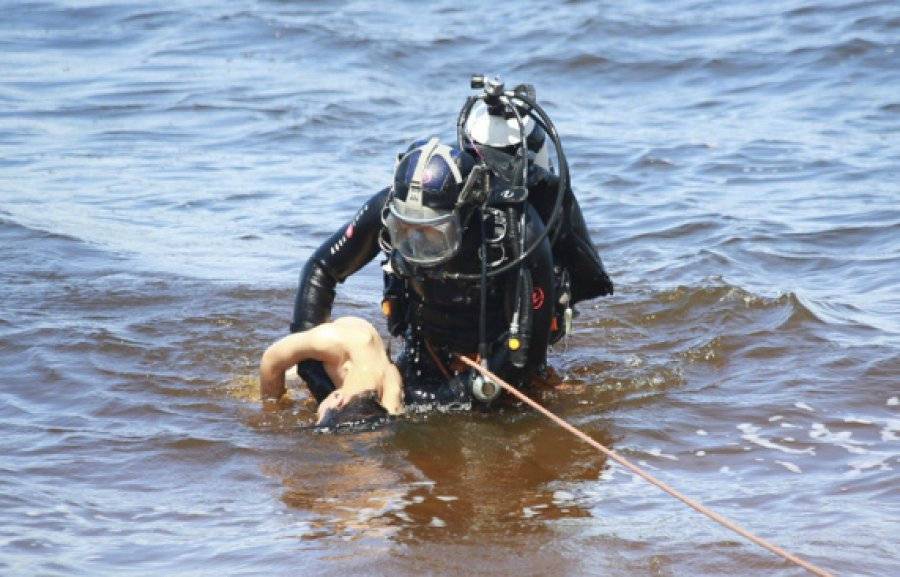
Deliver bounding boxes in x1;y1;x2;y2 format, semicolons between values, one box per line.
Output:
259;410;609;543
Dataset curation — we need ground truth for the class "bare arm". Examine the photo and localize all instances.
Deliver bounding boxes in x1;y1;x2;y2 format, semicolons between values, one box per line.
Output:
259;325;343;401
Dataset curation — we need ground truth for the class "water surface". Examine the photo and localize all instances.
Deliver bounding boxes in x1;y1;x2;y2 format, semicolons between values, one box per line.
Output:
1;1;898;575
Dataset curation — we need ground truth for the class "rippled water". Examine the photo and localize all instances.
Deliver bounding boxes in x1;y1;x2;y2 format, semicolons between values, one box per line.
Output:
1;1;898;575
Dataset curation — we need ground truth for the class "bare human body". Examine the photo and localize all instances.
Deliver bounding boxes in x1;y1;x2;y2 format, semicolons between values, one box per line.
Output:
260;316;403;425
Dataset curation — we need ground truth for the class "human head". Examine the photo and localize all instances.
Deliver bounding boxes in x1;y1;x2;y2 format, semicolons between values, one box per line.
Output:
385;137;477;267
315;389;388;431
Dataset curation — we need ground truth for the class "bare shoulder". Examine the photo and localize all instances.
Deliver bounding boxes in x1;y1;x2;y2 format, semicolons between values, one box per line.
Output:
332;316;382;346
333;316;378;335
333;315;373;328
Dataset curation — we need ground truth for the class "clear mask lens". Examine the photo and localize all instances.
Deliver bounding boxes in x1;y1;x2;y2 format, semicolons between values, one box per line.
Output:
385;205;462;266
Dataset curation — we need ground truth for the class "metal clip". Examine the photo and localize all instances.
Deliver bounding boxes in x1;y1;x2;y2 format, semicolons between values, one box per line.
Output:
478;242;506;268
471;373;500;402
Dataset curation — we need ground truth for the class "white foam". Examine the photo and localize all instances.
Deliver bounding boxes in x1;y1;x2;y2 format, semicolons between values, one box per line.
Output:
775;460;802;474
809;423;871;454
843;417;873;425
696;429;708;436
737;423;815;455
795;402;815;412
647;447;679;461
881;419;899;442
436;495;457;502
428;517;446;528
355;507;378;522
847;454;893;476
768;415;784;422
552;490;575;502
695;450;706;457
780;422;800;428
598;467;617;481
887;397;898;406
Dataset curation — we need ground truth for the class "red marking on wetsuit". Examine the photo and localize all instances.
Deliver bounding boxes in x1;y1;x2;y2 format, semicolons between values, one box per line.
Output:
346;224;354;239
532;287;545;310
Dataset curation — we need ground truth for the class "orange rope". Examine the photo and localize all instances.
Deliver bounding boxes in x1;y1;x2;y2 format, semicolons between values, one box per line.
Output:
423;338;453;381
458;356;835;577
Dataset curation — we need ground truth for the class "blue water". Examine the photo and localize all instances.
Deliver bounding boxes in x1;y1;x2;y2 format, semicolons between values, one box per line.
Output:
1;1;898;575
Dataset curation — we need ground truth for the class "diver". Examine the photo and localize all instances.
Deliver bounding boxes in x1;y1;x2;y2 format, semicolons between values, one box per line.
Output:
285;75;613;414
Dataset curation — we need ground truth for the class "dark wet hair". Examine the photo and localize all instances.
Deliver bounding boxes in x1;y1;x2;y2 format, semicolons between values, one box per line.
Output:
314;390;390;433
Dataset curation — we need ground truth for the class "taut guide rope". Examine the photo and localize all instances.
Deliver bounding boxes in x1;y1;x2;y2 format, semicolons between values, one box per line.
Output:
458;355;835;577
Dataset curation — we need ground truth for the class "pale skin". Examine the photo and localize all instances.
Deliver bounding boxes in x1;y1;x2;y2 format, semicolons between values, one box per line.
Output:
259;316;404;422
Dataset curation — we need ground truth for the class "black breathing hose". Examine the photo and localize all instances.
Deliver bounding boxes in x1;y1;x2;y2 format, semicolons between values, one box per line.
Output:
456;96;478;152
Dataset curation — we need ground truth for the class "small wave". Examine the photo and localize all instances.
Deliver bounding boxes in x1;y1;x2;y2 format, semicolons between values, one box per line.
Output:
628;220;725;243
849;14;900;32
601;175;639;188
585;365;685;398
119;10;183;30
516;51;744;81
0;216;88;246
637;283;820;326
678;336;729;366
628;153;676;171
789;37;886;66
783;221;900;251
161;436;251;453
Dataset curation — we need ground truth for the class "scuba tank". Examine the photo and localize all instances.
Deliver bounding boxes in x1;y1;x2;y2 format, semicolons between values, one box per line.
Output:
454;75;571;395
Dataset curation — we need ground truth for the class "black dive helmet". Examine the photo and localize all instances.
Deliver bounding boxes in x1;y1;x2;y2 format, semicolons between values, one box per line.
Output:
385;137;477;267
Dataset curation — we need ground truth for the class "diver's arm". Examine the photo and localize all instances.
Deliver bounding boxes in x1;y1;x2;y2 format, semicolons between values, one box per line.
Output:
291;188;389;403
290;188;390;332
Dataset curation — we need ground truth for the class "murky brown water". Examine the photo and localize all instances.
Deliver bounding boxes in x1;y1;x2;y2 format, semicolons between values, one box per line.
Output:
1;1;898;575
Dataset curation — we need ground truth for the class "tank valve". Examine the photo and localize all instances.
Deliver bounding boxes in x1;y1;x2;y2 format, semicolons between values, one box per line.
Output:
471;373;501;403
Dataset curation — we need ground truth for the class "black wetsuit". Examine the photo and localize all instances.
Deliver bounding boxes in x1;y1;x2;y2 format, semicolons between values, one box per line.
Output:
291;166;612;406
